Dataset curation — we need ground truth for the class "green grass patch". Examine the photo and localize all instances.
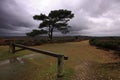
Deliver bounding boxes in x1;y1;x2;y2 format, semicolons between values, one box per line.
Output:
0;46;33;61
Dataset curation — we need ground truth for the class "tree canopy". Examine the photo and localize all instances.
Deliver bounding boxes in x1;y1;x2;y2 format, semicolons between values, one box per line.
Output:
26;9;74;40
26;29;47;37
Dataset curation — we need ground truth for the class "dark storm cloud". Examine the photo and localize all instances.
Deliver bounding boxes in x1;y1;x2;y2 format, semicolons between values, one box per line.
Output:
69;0;120;36
0;0;120;36
0;0;36;36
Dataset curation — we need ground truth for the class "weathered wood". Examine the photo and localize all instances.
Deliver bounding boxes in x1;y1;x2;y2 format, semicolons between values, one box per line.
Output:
10;42;68;79
13;43;68;60
57;55;64;80
9;42;15;54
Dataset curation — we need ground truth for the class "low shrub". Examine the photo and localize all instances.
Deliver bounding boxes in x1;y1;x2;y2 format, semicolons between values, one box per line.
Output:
89;38;120;51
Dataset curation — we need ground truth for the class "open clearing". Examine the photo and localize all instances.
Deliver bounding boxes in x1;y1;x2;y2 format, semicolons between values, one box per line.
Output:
0;40;120;80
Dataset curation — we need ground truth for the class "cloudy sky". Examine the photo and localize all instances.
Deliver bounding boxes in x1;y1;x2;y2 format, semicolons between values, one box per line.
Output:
0;0;120;36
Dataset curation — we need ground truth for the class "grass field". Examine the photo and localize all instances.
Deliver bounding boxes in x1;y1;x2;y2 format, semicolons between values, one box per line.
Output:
0;40;120;80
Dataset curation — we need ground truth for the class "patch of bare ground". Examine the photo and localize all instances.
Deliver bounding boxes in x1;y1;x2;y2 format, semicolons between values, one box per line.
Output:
67;40;120;80
0;40;120;80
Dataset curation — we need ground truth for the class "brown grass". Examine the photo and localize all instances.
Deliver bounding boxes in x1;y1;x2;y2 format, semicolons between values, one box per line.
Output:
0;40;120;80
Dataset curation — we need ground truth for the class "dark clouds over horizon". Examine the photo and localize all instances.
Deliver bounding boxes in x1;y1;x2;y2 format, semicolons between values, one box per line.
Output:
0;0;120;36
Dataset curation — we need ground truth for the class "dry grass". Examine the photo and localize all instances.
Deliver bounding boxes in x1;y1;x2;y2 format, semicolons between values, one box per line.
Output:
0;40;120;80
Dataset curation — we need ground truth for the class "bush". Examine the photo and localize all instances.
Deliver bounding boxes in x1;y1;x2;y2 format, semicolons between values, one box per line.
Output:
89;38;120;51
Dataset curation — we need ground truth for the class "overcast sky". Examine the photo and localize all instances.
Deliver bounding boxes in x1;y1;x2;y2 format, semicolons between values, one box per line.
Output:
0;0;120;36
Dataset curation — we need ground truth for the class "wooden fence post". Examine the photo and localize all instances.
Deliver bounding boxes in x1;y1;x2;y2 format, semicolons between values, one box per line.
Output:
57;55;64;80
9;43;68;79
9;42;15;54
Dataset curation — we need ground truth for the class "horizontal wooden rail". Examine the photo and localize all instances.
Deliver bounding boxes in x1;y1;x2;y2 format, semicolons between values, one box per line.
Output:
14;43;68;60
9;42;68;80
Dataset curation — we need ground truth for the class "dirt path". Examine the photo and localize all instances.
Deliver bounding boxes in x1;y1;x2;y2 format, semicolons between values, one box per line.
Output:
33;40;120;80
64;40;120;80
0;40;120;80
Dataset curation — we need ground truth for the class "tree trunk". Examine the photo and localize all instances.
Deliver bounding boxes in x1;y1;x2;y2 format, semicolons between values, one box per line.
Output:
48;26;53;42
49;33;52;41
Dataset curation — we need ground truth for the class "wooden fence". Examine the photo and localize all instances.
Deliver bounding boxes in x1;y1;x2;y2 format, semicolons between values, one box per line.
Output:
9;42;68;80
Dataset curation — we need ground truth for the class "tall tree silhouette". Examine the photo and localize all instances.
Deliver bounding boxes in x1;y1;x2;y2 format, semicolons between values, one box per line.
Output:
27;9;74;40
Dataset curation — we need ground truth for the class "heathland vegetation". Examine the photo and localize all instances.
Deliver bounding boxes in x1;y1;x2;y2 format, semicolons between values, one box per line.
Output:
89;37;120;51
0;40;120;80
0;8;120;80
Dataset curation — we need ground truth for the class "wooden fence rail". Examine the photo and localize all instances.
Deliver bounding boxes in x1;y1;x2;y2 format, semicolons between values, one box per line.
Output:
9;42;68;80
